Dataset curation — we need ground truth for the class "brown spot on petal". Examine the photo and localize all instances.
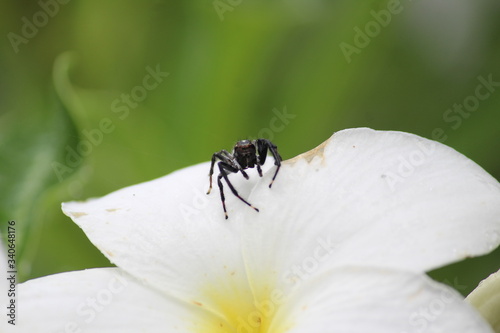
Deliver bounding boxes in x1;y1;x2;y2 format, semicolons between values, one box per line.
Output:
106;208;119;212
286;139;329;164
407;287;424;300
71;212;87;218
192;301;203;307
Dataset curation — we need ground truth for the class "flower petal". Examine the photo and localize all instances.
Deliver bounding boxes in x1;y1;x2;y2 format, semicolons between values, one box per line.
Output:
63;128;500;322
466;269;500;332
2;268;230;333
240;128;500;294
0;241;10;315
274;267;493;333
62;162;265;314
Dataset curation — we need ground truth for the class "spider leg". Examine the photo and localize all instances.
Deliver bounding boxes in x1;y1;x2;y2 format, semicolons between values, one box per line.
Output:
269;163;281;188
217;161;259;219
207;150;232;195
256;164;263;177
216;175;229;219
255;139;282;188
207;155;217;195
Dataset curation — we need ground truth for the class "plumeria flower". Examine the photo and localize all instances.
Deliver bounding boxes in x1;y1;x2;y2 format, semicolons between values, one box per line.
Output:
3;128;500;332
467;268;500;332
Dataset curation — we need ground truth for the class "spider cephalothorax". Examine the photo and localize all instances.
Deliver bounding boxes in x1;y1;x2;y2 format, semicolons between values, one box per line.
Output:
206;139;282;219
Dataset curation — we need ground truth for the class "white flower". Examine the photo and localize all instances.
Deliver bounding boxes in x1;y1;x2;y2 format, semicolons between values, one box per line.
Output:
4;128;500;332
467;268;500;332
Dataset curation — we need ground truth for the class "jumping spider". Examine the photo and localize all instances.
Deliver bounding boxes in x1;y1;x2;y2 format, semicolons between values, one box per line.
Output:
207;139;282;219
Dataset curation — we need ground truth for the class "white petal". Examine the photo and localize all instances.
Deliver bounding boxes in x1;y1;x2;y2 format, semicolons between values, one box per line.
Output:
63;128;500;322
275;267;493;333
0;239;11;314
62;162;263;313
1;268;229;333
240;128;500;293
466;269;500;332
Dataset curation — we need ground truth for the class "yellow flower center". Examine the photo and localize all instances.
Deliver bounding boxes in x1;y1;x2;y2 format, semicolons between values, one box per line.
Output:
192;271;294;333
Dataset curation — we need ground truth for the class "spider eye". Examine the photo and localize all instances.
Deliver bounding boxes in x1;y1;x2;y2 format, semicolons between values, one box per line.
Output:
237;140;251;146
235;140;255;153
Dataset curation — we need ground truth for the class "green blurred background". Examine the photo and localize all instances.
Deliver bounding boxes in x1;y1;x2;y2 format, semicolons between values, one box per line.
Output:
0;0;499;295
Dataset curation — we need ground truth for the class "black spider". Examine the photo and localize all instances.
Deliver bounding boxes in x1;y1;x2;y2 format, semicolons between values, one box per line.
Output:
206;139;282;219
